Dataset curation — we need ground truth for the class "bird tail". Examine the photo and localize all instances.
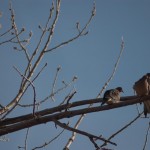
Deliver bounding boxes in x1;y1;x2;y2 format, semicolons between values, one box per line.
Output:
143;100;150;117
101;101;105;106
101;98;108;106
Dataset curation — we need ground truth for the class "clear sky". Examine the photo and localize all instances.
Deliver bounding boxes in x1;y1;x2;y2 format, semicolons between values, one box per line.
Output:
0;0;150;150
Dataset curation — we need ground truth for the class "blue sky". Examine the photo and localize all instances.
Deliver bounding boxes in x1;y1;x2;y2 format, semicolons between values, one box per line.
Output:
0;0;150;150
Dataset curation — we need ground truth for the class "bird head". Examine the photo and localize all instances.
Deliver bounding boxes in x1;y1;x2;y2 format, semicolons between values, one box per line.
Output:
116;87;124;93
146;73;150;78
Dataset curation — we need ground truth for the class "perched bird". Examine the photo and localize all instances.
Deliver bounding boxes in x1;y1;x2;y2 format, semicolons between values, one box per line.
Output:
101;87;123;106
133;73;150;117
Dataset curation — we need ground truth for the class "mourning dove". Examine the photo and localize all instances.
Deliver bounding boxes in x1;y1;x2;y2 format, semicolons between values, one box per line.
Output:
133;73;150;117
101;87;123;106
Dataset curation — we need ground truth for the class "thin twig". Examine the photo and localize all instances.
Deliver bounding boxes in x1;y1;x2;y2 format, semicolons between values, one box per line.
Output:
40;78;76;104
18;128;29;150
51;65;61;101
100;112;143;147
32;63;48;83
90;137;100;149
0;27;13;37
2;62;46;116
13;66;37;115
18;74;76;108
97;36;124;98
32;128;65;150
143;122;150;150
17;63;47;108
25;128;30;150
0;28;25;46
9;2;30;63
59;88;77;106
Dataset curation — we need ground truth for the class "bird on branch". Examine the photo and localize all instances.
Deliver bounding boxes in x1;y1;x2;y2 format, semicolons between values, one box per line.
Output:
101;87;124;106
133;73;150;117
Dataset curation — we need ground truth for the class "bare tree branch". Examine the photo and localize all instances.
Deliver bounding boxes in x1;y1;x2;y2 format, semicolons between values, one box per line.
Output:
0;0;61;117
0;95;150;136
63;112;85;149
53;120;117;146
23;1;54;79
45;1;96;53
18;63;47;108
13;66;37;115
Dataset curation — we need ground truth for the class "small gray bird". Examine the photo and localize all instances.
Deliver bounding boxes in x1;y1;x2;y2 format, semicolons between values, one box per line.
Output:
101;87;123;106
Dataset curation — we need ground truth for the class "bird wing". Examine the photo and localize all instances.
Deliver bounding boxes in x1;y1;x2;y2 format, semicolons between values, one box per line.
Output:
133;75;150;117
101;90;113;106
103;90;113;99
133;75;149;96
